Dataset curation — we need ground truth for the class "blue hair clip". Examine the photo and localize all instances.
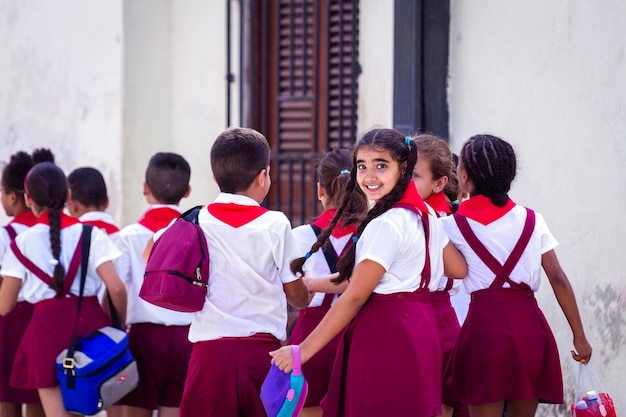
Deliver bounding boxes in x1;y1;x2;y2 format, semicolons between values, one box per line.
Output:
340;169;350;175
304;252;311;259
352;236;359;243
404;137;412;146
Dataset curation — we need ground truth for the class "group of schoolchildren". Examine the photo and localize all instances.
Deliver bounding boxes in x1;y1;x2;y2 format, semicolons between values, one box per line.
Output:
0;126;592;417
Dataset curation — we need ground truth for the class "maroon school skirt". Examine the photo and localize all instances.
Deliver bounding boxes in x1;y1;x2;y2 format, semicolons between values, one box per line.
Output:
10;296;112;389
289;305;344;407
430;291;462;408
180;334;281;417
444;288;563;404
322;291;442;417
0;301;40;403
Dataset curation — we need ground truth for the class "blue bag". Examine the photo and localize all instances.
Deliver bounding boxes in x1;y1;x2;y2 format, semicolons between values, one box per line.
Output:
55;326;138;415
260;345;308;417
55;225;139;415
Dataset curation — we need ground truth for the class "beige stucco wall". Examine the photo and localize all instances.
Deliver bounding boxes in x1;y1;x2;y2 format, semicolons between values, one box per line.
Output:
122;0;224;224
0;0;124;223
0;1;225;226
449;0;626;413
358;1;394;132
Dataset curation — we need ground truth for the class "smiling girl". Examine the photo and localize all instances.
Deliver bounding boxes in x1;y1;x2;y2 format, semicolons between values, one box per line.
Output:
271;128;466;417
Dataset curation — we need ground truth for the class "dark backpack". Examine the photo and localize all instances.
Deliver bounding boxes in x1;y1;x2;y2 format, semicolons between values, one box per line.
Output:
139;206;209;312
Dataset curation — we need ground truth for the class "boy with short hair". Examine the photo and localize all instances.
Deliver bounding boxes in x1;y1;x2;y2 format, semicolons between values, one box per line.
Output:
179;127;309;417
116;152;193;417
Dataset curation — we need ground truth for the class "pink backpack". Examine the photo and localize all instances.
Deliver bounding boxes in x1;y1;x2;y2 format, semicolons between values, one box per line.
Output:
140;206;209;312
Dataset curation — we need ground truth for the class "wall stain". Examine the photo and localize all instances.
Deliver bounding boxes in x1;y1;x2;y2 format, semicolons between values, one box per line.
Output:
538;283;624;416
587;283;626;365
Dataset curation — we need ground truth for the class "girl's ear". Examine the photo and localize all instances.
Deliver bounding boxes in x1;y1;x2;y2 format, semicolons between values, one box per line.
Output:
24;193;34;209
433;176;449;194
317;182;326;200
400;162;408;177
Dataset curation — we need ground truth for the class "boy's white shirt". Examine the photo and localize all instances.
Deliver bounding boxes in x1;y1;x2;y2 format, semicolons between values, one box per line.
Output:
181;193;299;342
117;204;194;326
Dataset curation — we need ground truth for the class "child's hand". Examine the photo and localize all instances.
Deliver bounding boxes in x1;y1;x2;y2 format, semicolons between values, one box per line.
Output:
571;335;592;364
269;345;294;373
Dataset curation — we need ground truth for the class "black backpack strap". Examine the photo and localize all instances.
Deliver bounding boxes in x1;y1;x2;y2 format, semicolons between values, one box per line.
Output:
310;225;339;274
180;205;204;224
310;225;341;306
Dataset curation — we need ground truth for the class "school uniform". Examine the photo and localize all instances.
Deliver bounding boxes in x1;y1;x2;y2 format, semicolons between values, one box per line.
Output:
116;204;193;410
79;210;121;245
441;195;563;404
179;193;300;417
0;210;40;403
0;212;120;389
424;193;467;412
289;209;355;407
322;184;444;417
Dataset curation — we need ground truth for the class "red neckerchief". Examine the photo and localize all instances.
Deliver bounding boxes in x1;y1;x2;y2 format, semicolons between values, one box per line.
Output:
10;210;38;227
425;192;452;216
81;219;120;235
207;203;269;228
36;211;81;229
312;209;357;238
137;207;181;232
393;182;430;214
456;194;516;225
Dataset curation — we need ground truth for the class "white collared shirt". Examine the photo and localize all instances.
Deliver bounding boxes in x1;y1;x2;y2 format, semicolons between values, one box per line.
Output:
356;207;447;294
441;205;558;293
0;223;121;302
292;224;352;307
117;204;194;326
188;193;299;342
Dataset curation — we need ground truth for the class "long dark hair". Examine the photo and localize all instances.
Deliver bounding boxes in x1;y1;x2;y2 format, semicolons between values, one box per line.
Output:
290;128;418;283
25;162;68;296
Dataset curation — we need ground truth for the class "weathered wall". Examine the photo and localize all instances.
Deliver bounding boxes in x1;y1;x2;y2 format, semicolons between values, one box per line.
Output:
0;0;123;222
449;0;626;412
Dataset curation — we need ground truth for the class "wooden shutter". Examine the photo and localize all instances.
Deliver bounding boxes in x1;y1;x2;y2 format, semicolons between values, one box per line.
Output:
245;0;360;225
325;0;359;150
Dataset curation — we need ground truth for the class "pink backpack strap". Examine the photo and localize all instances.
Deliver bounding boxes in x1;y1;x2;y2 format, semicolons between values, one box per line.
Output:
392;203;431;290
9;236;84;296
4;225;17;241
291;344;303;376
453;208;535;290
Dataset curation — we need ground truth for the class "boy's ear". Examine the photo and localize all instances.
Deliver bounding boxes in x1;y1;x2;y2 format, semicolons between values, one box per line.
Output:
183;185;191;198
256;169;268;187
143;181;150;197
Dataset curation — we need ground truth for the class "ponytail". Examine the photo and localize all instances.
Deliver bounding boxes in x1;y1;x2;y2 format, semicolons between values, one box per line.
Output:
24;162;68;297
